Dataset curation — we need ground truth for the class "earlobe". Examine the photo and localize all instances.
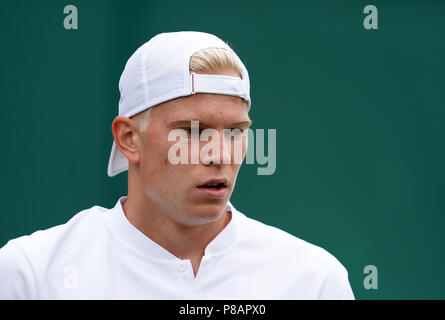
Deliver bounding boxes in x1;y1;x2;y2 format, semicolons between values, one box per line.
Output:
111;116;140;164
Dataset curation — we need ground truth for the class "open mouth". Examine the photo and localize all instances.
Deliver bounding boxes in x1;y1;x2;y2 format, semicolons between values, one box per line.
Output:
196;179;228;199
198;182;226;190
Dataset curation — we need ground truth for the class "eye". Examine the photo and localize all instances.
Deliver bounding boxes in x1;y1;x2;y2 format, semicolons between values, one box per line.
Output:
225;128;245;136
180;127;204;135
181;127;192;134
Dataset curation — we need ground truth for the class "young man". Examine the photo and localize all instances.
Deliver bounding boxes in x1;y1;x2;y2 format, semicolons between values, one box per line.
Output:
0;31;354;299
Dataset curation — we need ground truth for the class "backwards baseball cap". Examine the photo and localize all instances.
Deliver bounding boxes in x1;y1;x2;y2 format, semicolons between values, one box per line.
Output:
107;31;251;177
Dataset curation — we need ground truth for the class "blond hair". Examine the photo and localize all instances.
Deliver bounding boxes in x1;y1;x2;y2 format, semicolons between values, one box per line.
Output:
189;47;242;75
132;47;242;132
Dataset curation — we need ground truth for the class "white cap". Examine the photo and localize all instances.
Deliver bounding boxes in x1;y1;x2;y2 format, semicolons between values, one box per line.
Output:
107;31;251;177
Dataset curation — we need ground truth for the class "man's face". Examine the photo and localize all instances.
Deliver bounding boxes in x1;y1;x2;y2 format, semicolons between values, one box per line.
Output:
134;90;251;227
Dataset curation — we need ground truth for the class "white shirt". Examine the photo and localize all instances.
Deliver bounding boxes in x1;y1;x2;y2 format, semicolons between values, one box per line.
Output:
0;196;355;299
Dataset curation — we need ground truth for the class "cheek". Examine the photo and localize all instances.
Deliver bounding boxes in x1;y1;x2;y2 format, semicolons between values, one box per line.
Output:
142;138;190;184
138;136;171;180
140;154;186;202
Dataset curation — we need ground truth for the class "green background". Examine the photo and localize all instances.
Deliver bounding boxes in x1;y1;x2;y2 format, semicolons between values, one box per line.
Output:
1;0;444;299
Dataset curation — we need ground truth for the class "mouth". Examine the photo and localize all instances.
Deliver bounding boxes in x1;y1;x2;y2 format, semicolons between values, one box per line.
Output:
196;179;228;199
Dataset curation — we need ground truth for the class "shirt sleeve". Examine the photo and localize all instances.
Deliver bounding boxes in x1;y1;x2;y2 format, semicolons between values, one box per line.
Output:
0;241;37;299
341;280;355;300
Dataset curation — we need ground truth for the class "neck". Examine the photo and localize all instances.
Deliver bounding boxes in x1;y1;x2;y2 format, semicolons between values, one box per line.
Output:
123;176;231;276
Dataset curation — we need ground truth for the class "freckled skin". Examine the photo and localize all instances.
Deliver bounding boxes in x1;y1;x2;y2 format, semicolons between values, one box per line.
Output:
132;94;250;227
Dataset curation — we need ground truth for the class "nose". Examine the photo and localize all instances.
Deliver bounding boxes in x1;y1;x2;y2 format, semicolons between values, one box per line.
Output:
201;129;232;166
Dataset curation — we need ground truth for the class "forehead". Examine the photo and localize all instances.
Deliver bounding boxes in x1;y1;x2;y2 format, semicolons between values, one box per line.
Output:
153;93;250;126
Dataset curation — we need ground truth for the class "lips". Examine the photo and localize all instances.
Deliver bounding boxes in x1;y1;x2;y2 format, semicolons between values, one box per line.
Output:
197;178;228;199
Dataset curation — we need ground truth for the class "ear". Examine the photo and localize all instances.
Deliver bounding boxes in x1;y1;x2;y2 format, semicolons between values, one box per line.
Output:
111;116;140;164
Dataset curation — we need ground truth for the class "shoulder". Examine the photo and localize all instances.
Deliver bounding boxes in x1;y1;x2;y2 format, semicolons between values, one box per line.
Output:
0;241;37;299
0;204;108;299
234;210;353;299
8;204;108;255
236;211;345;267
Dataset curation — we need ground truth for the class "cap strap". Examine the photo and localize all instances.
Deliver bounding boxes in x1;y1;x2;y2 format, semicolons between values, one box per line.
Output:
190;73;249;101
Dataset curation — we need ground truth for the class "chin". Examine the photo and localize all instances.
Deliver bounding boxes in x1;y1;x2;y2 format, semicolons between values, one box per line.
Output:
182;200;228;225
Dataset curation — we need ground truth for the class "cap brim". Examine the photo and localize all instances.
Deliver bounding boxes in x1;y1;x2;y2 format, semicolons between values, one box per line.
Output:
107;142;129;177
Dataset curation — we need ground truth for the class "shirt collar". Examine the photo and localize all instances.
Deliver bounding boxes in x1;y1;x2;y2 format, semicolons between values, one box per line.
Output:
103;196;240;261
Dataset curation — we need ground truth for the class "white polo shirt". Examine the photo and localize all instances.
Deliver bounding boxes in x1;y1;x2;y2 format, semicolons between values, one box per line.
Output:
0;196;355;299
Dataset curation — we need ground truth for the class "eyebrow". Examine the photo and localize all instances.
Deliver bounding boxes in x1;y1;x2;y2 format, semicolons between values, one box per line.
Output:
168;119;252;127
